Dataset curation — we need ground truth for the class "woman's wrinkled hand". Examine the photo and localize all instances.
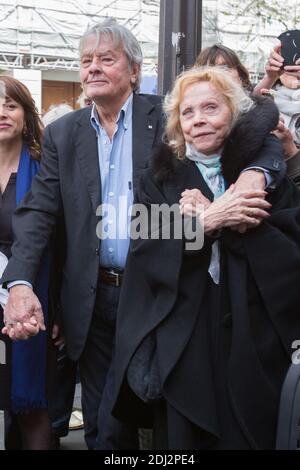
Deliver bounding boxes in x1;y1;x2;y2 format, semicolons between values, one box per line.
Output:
179;188;211;217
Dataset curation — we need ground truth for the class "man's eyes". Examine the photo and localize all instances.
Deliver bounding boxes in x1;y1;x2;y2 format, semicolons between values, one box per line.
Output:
81;57;114;66
101;57;114;64
82;58;92;67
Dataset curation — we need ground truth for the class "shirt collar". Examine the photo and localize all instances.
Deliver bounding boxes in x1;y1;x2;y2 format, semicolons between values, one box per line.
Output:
90;93;133;131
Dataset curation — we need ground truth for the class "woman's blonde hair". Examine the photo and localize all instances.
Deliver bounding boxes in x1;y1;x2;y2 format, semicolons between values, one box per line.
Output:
164;66;254;159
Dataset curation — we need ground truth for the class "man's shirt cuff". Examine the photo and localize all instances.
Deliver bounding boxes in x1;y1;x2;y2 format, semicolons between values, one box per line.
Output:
242;167;274;189
7;280;33;290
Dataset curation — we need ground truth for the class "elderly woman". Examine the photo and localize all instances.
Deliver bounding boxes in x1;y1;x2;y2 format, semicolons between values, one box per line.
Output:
113;67;300;450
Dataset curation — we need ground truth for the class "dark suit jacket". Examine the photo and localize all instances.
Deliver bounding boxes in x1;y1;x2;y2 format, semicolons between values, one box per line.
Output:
1;93;164;360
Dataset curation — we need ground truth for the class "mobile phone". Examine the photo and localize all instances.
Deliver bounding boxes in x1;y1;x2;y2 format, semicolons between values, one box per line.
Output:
278;30;300;66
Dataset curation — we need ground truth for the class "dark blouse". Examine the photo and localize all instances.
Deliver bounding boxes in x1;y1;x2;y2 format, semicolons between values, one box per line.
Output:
0;173;16;409
0;172;16;258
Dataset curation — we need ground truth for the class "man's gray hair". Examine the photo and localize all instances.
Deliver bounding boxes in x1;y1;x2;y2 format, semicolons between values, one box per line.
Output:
79;18;143;92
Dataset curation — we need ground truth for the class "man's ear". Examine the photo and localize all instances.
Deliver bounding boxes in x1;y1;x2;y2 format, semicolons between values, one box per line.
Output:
131;64;140;85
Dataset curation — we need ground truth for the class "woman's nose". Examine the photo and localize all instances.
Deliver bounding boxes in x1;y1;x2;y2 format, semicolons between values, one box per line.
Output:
0;105;8;118
193;111;206;125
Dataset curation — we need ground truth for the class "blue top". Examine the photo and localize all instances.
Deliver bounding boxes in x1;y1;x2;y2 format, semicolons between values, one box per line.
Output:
91;94;134;270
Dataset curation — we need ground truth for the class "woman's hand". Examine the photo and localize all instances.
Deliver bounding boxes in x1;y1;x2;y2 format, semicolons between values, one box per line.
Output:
283;57;300;79
265;42;284;83
253;42;283;94
272;118;299;159
179;189;211;217
200;185;272;234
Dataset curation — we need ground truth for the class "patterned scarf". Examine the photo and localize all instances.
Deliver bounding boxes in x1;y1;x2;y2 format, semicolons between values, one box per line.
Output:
186;143;225;198
186;143;226;284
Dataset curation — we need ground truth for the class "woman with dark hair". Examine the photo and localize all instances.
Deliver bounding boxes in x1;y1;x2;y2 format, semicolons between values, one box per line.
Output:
0;76;53;449
196;44;253;92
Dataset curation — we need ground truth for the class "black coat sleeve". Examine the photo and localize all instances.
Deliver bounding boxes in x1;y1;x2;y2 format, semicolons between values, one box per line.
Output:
1;125;62;286
244;134;286;188
286;150;300;189
242;177;300;356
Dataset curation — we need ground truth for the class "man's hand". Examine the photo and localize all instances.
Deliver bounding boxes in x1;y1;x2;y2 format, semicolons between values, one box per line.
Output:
232;169;269;233
200;186;271;234
235;169;266;192
1;285;45;340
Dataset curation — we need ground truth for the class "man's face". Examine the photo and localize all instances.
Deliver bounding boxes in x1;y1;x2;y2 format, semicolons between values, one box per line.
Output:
80;35;138;104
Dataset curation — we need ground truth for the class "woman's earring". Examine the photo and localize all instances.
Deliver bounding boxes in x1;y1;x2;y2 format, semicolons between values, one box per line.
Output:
22;124;28;138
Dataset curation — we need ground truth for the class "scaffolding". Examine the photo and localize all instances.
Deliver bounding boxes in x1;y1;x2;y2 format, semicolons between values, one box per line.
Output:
0;0;160;72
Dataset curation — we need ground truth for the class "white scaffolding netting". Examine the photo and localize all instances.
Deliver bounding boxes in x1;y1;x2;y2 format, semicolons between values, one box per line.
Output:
0;0;160;71
203;0;300;79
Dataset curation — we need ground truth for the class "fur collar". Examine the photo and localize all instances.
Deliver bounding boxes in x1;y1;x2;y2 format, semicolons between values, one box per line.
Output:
151;95;279;184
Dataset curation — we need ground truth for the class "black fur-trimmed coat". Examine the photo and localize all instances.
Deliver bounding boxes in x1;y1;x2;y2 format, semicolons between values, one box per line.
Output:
113;96;300;449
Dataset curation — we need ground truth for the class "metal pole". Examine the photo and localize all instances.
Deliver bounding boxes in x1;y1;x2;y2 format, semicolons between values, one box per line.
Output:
158;0;202;95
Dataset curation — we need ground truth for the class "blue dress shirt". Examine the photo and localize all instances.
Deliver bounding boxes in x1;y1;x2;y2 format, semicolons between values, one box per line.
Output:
90;94;133;270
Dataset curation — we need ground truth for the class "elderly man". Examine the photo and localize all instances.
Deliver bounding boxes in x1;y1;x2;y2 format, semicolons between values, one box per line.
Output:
1;19;286;449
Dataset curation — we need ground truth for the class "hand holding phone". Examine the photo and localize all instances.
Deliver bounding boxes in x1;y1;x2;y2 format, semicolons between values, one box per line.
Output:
278;30;300;66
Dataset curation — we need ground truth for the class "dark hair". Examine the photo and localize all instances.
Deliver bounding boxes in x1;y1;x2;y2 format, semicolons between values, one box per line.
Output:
0;75;43;160
195;44;253;92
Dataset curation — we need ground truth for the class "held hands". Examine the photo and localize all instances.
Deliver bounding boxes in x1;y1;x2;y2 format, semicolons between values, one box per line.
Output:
1;285;45;341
